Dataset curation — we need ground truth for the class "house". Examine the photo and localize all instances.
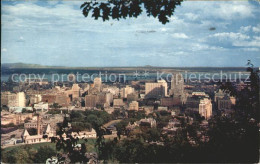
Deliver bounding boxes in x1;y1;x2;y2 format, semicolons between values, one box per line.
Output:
71;129;97;139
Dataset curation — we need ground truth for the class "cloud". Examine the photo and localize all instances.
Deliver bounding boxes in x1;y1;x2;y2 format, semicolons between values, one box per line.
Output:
184;13;199;21
210;32;250;41
160;28;167;32
2;2;84;32
233;36;260;47
217;2;255;20
171;33;189;39
239;26;252;33
1;48;7;52
252;24;260;33
190;43;225;52
207;32;260;49
179;1;258;24
241;48;259;52
16;36;25;42
233;40;260;47
1;1;260;67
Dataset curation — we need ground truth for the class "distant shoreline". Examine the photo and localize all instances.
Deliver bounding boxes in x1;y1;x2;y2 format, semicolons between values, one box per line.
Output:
1;63;254;70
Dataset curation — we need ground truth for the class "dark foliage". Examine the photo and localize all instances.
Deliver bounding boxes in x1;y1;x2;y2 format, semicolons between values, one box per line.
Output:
34;146;56;163
81;0;183;24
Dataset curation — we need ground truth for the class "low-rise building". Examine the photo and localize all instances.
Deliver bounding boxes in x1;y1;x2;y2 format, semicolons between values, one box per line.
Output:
137;118;156;128
113;98;124;108
34;102;49;112
71;129;97;139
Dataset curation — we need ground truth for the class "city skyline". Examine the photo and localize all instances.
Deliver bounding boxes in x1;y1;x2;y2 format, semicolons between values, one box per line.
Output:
1;1;260;67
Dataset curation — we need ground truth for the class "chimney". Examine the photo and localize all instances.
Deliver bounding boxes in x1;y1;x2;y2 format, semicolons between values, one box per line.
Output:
37;115;40;135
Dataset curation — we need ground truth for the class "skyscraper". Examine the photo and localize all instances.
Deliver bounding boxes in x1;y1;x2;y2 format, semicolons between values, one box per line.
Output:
16;92;26;107
94;77;102;92
85;95;97;108
71;83;80;98
170;73;184;97
145;79;167;98
199;98;212;120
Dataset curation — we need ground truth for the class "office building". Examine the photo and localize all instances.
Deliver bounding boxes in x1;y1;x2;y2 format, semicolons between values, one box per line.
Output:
199;98;212;120
85;95;97;108
145;79;167;98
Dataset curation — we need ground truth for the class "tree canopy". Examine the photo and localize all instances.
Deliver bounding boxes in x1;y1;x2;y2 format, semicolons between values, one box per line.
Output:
81;0;183;24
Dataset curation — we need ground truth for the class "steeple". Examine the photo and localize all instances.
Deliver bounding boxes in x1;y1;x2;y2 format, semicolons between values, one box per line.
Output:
22;129;30;137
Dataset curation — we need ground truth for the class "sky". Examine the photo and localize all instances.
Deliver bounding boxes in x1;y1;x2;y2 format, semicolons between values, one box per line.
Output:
1;0;260;67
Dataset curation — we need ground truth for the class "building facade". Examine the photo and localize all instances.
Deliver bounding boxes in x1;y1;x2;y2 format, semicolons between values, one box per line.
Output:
145;79;167;98
199;98;212;120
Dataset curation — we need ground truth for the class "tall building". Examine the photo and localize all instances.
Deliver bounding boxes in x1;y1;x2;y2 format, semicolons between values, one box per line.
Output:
105;92;113;105
169;73;184;98
71;83;80;98
4;92;26;107
1;92;26;107
217;97;231;110
1;92;15;107
145;79;167;98
94;77;102;92
96;93;106;106
85;95;97;108
186;92;209;112
122;85;135;98
199;98;212;120
215;89;236;110
214;89;227;102
56;92;70;107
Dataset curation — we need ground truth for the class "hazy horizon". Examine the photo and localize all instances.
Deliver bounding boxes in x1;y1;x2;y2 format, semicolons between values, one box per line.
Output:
2;62;257;68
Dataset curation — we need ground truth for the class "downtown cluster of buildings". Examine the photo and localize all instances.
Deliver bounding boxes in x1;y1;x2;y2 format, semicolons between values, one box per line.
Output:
1;73;238;147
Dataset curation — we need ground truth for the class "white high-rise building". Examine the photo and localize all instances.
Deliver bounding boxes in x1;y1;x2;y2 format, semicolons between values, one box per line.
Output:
199;98;212;120
145;79;167;98
16;92;26;107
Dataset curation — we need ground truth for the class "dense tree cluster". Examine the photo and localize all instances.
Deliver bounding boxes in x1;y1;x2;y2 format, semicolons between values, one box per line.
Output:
2;145;56;163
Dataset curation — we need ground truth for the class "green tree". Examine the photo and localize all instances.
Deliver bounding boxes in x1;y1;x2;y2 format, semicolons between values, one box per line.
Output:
34;146;56;163
6;147;33;163
146;128;160;142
